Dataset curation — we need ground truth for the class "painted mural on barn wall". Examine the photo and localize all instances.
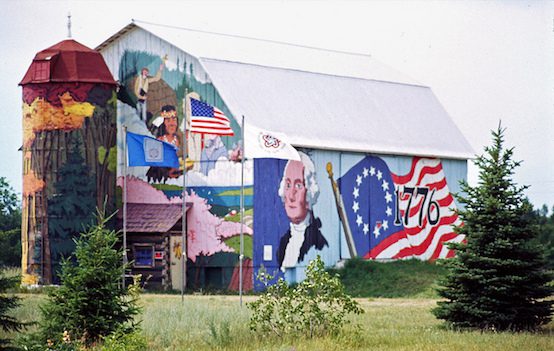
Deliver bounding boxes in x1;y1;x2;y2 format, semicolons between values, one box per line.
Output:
253;152;464;287
108;32;465;291
115;49;253;291
21;83;117;285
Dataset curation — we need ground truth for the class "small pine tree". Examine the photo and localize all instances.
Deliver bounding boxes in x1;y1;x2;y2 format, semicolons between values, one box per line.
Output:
433;124;553;331
38;212;140;346
0;272;25;349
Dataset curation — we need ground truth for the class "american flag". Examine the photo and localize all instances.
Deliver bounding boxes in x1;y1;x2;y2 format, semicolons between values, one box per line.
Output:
189;98;234;136
338;156;464;261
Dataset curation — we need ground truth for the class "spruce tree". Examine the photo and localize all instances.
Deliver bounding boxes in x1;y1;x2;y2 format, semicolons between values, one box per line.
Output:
433;124;553;331
38;212;140;346
0;272;25;349
48;140;96;283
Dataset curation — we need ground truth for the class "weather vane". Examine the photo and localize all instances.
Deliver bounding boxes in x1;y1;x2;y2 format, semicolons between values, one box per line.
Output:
67;12;72;38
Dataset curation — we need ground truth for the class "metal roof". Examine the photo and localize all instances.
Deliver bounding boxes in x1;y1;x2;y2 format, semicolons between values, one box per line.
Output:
99;22;474;159
97;21;420;86
201;58;474;159
21;39;117;85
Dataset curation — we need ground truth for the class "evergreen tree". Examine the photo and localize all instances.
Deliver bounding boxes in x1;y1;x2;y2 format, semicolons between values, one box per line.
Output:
37;212;140;346
534;204;554;269
433;124;553;331
0;272;25;349
0;177;21;268
48;140;96;283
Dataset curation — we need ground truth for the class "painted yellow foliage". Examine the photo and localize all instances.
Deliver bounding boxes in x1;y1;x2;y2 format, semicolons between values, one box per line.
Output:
22;273;40;285
22;92;95;147
23;170;45;197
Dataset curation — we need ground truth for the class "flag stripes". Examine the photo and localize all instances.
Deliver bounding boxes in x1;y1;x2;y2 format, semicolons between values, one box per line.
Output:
189;97;234;136
388;157;463;260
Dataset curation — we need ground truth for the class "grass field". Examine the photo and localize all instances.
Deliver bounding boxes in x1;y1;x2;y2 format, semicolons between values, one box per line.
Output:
329;258;448;298
4;293;554;351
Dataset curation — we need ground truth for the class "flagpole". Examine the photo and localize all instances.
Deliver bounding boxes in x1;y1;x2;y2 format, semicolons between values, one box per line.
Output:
122;125;128;289
181;91;188;303
239;115;245;307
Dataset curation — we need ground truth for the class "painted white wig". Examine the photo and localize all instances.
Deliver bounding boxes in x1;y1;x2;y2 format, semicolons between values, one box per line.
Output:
278;151;320;208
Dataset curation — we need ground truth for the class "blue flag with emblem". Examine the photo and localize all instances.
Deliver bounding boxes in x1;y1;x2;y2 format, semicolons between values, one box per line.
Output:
126;131;179;167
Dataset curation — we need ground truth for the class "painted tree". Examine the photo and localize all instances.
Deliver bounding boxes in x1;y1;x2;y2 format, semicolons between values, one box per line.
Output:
48;140;96;283
433;124;553;331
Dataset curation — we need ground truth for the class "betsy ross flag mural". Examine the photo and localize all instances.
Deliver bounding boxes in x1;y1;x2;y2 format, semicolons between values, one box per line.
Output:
337;156;464;260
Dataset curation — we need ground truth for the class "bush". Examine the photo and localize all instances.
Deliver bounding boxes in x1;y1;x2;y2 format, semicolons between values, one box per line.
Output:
97;329;147;351
248;256;363;338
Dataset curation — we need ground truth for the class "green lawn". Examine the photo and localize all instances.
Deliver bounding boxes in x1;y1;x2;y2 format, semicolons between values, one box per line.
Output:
5;294;554;350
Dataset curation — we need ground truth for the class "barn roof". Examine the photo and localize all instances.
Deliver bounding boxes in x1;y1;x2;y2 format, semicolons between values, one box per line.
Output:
20;39;117;85
98;22;474;159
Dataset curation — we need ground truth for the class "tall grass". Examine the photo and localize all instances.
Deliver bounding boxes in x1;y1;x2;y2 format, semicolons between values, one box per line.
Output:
3;294;553;350
141;295;553;351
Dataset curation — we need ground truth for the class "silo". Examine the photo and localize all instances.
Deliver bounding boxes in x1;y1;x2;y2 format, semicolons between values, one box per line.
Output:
19;39;117;284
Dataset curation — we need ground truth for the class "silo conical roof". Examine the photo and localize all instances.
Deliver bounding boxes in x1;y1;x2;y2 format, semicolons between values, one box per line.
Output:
19;39;116;85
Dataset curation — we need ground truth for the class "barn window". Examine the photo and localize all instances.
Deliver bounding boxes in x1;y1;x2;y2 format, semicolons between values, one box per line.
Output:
133;244;154;268
33;60;50;81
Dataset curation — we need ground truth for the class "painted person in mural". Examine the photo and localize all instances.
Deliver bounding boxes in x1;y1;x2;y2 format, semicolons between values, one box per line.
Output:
134;62;164;121
146;105;183;182
277;151;328;271
200;134;228;176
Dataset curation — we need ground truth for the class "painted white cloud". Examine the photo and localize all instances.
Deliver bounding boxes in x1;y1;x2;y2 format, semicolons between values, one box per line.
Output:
164;157;254;187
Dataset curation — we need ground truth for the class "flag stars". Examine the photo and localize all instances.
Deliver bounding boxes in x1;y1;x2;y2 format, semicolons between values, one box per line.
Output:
356;174;362;186
352;201;360;213
363;223;369;235
369;166;376;176
353;187;359;199
363;167;369;178
373;225;380;238
356;215;363;227
385;192;392;203
383;220;389;231
381;180;389;191
386;206;392;217
377;170;383;180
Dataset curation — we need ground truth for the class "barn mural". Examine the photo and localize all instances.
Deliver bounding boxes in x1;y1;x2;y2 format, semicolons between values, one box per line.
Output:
253;152;464;287
101;28;467;291
114;49;253;290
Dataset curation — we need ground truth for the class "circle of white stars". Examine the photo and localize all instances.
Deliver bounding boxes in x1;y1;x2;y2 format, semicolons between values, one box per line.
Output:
351;166;394;238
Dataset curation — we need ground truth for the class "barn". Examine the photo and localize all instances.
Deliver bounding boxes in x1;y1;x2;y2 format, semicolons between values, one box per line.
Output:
22;20;473;289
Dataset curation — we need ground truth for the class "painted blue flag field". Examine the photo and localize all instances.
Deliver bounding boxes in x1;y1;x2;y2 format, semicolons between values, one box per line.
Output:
126;131;179;167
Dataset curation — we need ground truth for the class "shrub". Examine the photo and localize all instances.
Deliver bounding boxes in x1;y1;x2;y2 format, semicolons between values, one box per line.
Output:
248;256;363;338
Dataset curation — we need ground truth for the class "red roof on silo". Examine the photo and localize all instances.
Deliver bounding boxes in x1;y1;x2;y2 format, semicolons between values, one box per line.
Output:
19;39;117;85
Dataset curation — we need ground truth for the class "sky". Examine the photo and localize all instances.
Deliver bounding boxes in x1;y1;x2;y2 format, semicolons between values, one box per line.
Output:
1;0;552;208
